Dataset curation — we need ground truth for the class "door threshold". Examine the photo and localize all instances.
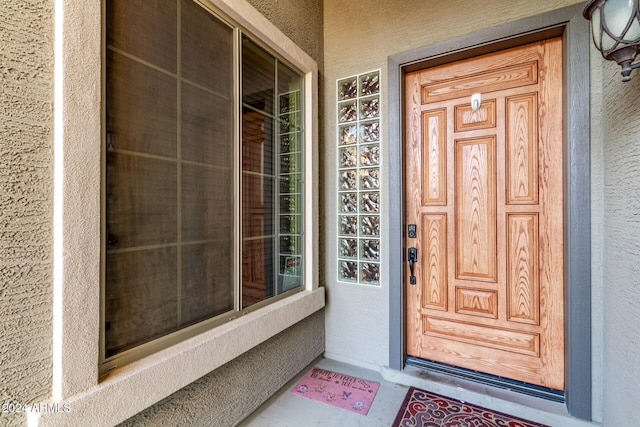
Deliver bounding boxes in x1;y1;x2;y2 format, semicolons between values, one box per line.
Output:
406;356;565;404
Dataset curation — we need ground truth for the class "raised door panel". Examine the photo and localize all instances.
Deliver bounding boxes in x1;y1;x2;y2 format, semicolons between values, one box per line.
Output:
421;61;538;104
422;110;447;205
455;287;497;318
506;94;539;204
455;137;497;282
421;214;448;310
454;99;496;132
507;214;540;325
423;316;540;357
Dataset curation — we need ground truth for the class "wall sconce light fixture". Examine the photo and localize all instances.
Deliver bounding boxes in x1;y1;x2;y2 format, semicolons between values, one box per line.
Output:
584;0;640;81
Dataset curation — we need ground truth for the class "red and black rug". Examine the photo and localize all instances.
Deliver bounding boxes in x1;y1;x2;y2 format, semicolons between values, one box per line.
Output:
392;387;549;427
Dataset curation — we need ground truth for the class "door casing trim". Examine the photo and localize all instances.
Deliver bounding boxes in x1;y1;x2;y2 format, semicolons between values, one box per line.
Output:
387;4;591;420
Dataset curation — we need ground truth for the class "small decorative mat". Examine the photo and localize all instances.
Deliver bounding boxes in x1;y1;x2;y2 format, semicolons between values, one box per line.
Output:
392;386;549;427
290;367;380;415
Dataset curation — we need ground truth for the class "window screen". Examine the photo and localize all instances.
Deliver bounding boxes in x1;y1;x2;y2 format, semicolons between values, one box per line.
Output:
104;0;304;363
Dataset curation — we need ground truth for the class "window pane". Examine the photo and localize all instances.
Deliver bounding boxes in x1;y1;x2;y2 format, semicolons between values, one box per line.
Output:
242;38;276;116
105;0;234;357
105;248;178;358
178;0;234;329
107;0;177;73
181;0;233;95
106;153;178;249
181;242;234;327
181;82;233;167
106;50;177;158
242;37;304;308
104;2;306;363
277;62;304;295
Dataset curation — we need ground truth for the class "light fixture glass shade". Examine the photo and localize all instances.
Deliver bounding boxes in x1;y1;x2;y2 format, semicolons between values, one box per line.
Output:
602;31;618;50
604;0;634;37
585;0;640;81
624;16;640;40
593;8;603;48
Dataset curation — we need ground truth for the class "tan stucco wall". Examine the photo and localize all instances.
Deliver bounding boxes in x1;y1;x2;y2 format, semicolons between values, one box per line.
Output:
599;58;640;426
119;309;325;426
0;1;54;426
247;0;324;72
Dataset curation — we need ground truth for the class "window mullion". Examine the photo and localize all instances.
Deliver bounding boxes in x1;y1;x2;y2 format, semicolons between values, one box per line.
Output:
176;0;183;329
273;59;280;296
234;28;243;314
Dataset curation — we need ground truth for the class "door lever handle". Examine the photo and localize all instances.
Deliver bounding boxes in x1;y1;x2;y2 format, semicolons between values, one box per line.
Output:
408;247;418;285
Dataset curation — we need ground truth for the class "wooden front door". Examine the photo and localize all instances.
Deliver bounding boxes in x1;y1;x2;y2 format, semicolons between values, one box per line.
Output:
404;38;564;390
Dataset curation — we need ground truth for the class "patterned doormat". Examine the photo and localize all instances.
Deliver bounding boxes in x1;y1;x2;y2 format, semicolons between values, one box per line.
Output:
290;368;380;415
392;387;549;427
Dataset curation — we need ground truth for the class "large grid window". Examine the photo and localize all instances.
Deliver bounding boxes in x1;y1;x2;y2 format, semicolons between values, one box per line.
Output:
103;0;304;368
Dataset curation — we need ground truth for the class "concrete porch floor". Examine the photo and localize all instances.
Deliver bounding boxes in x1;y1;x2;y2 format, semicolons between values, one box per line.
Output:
238;357;408;427
238;357;600;427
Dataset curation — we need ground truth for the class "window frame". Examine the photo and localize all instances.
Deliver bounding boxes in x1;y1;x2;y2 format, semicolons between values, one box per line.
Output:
100;2;309;374
42;0;322;425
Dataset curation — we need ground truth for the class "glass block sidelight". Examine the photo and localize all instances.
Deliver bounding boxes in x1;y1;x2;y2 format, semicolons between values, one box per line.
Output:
361;192;380;213
340;169;358;191
339;124;358;145
339;260;359;282
361;239;380;260
280;153;301;174
340;192;358;213
360;168;380;190
338;77;358;100
339;238;358;259
339;215;358;236
360;71;380;96
360;144;380;166
361;262;380;284
359;96;379;120
280;234;301;255
338;100;358;123
360;215;380;236
359;120;379;143
339;146;357;168
336;70;382;286
280;193;300;213
279;112;301;133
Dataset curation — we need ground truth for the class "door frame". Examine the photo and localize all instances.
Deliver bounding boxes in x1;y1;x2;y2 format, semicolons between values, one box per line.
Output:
387;4;591;420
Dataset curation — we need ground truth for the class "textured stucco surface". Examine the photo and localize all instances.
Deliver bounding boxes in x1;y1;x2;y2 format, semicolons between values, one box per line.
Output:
118;310;324;426
0;0;54;426
589;45;604;424
600;60;640;426
246;0;324;73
